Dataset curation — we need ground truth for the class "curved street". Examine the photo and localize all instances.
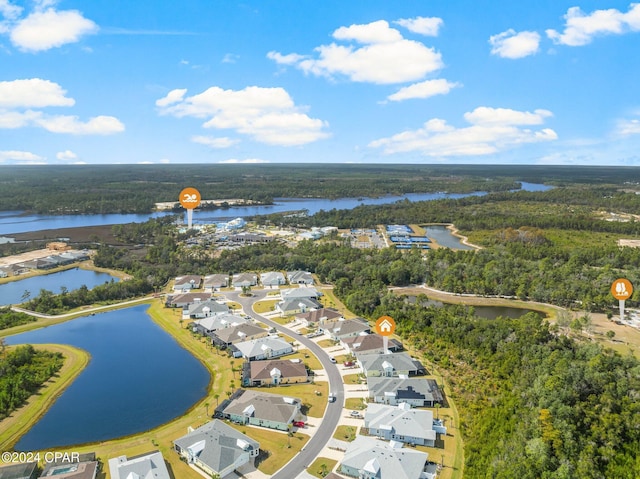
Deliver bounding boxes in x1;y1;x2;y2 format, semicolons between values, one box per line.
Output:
224;290;345;479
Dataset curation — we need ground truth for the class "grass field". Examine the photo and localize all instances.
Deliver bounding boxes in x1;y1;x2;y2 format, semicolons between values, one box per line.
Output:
345;397;367;410
307;457;338;478
253;299;279;314
254;382;329;418
333;425;357;442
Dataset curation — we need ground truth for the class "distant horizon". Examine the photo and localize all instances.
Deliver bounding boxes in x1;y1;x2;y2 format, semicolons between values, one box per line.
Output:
1;1;639;166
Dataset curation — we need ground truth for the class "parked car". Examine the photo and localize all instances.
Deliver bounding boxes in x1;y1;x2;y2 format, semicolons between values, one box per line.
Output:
328;393;336;403
343;361;354;367
350;411;360;417
293;421;305;427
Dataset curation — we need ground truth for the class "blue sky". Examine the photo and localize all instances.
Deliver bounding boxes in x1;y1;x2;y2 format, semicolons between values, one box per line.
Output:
1;0;640;165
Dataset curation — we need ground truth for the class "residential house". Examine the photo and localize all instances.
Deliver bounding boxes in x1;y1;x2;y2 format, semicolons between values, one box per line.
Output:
243;359;309;387
281;287;320;300
0;462;38;479
174;420;259;479
108;451;170;479
183;299;229;320
19;258;56;270
0;269;6;278
287;270;314;284
165;292;211;308
295;308;343;327
232;336;294;361
357;352;426;378
219;389;302;431
229;233;275;244
276;297;322;316
367;377;444;407
191;313;251;337
340;436;430;479
260;271;286;287
40;453;98;479
0;264;30;276
365;403;437;447
212;323;269;347
203;274;229;291
320;318;370;341
232;273;258;288
173;275;202;291
341;334;403;356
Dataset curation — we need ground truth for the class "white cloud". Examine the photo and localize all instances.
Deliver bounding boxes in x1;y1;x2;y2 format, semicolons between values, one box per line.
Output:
159;158;171;164
222;53;239;63
0;109;40;128
35;114;124;135
192;135;239;148
369;106;557;157
0;0;22;33
219;158;269;164
616;118;640;136
56;149;77;161
157;85;329;146
547;4;640;46
270;20;443;84
394;16;443;36
0;78;75;108
0;150;45;163
387;79;461;102
489;29;540;59
10;7;98;51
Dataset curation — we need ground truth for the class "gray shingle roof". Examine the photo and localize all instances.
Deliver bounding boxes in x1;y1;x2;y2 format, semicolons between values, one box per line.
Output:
365;403;436;442
357;352;424;374
108;450;170;479
214;323;268;344
173;420;258;474
222;389;301;424
367;377;442;403
341;436;428;479
249;359;308;381
277;297;322;313
234;336;293;359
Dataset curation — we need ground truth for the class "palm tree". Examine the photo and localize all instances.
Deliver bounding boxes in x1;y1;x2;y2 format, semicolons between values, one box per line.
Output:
230;360;235;378
205;402;210;416
214;393;220;406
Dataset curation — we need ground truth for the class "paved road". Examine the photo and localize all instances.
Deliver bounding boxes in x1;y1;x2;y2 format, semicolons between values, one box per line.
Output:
224;290;344;479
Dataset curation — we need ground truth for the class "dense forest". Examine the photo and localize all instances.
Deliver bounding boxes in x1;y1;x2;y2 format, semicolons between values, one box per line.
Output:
0;344;64;420
0;307;36;330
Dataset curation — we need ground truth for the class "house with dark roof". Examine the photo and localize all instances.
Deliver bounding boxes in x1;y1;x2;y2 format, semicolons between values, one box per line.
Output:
365;403;437;447
108;451;170;479
232;273;258;288
276;297;322;316
287;270;314;284
260;271;286;287
0;462;38;479
340;436;430;479
212;323;269;347
320;318;370;341
357;352;426;378
165;292;211;308
19;258;56;270
295;307;343;327
341;333;403;355
203;274;229;291
173;420;259;479
219;389;302;431
367;377;443;407
243;359;309;387
173;275;203;291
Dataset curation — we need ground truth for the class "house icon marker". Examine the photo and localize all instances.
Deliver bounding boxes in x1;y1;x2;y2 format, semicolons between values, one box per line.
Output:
375;316;396;336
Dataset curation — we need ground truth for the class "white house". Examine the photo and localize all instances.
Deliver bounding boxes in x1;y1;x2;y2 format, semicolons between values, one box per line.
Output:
233;336;294;361
108;451;170;479
365;403;437;446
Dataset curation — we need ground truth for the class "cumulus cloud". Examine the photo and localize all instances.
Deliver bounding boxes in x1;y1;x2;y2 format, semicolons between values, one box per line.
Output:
56;149;77;161
387;79;461;102
269;20;443;84
394;16;443;36
490;29;540;59
219;158;269;164
9;5;98;51
369;106;557;157
0;78;124;135
156;85;329;146
0;78;74;108
547;4;640;46
0;0;22;33
192;135;239;148
0;149;45;164
616;118;640;136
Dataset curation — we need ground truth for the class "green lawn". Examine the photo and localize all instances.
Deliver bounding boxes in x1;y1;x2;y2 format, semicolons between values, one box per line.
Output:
253;299;279;314
260;382;329;418
307;457;339;478
343;373;363;384
287;350;322;370
333;425;357;442
345;397;367;410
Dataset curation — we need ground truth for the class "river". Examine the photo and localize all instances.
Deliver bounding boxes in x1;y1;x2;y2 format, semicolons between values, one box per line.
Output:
0;182;552;236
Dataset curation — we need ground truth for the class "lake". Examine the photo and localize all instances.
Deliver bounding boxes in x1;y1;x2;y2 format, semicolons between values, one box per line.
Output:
0;268;118;306
4;305;210;450
410;296;544;319
423;225;475;250
0;182;552;235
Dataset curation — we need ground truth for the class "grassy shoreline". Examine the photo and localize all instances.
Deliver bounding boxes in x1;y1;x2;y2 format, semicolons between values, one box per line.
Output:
0;344;90;451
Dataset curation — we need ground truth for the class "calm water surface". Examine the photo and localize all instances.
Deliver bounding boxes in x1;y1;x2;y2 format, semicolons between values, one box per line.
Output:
5;305;210;450
0;268;118;306
0;182;552;235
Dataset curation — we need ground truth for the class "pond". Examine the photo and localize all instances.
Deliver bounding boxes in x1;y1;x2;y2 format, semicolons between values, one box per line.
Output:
410;296;544;319
423;225;475;250
4;305;210;450
0;268;118;306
